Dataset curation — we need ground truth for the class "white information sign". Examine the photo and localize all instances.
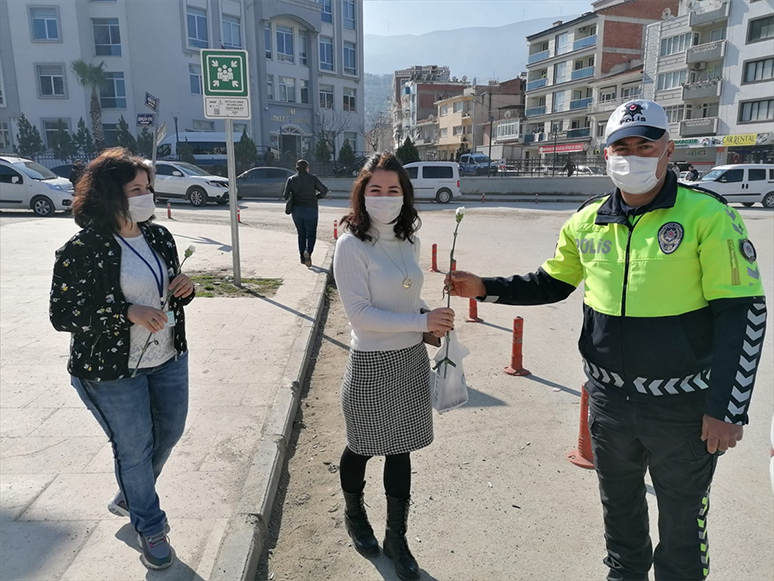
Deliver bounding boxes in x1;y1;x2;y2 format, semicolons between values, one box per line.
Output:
204;97;251;119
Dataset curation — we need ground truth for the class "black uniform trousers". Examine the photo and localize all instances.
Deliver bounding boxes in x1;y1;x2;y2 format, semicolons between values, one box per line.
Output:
587;381;718;581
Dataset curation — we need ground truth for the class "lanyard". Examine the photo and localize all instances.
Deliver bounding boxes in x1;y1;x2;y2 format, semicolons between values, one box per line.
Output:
116;233;165;303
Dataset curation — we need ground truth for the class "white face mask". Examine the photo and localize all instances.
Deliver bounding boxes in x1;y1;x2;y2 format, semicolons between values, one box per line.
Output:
606;148;668;195
365;196;404;225
128;193;156;223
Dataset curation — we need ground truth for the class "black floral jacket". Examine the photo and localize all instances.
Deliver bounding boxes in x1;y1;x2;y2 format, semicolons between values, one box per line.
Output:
49;222;195;381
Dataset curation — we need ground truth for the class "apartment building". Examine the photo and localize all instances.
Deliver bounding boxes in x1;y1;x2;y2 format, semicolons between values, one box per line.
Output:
435;91;474;160
586;64;643;153
0;0;364;159
522;0;678;162
643;0;773;168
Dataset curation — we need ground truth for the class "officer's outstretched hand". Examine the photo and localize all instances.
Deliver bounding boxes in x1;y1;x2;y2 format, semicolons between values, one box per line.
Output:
445;271;486;298
702;414;743;454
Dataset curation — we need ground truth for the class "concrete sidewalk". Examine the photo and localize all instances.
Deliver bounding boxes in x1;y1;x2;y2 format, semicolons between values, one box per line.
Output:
0;214;331;581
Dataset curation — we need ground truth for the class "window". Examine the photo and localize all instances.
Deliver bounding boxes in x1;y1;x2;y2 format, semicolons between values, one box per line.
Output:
0;121;10;150
600;86;616;102
699;102;719;118
739;99;774;123
663;104;685;124
747;15;774;43
596;122;605;137
37;64;66;97
187;7;208;49
657;69;687;91
660;33;692;56
300;79;309;104
43;119;69;149
709;27;726;42
343;42;356;75
343;0;355;29
343;132;357;150
621;84;641;99
276;26;294;62
552;90;566;113
279;76;295;102
440;128;448;137
265;24;272;59
93;18;121;55
320;0;332;23
749;168;766;181
423;165;453;179
554;61;568;83
320;37;334;71
319;84;333;109
222;15;241;48
719;169;743;183
453;101;464;113
30;7;59;41
405;167;418;179
744;58;774;83
299;30;308;66
440;104;449;116
453;125;464;136
192;120;214;131
0;164;22;182
555;32;569;55
343;87;356;111
155;164;176;176
234;123;247;135
189;64;202;94
267;74;274;100
100;72;126;108
103;123;118;147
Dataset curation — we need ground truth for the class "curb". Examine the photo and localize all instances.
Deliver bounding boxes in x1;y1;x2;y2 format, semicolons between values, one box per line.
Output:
209;244;335;581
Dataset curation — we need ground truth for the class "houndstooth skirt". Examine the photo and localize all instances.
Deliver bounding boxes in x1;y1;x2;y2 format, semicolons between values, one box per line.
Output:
341;342;433;456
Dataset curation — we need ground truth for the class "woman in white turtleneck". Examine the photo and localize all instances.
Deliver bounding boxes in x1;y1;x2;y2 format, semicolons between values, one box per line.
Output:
333;152;455;580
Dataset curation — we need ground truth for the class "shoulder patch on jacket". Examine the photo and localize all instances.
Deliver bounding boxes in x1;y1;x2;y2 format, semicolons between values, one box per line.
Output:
578;191;613;212
681;184;727;205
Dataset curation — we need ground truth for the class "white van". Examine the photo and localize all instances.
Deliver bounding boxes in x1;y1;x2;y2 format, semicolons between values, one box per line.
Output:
0;156;74;216
403;162;461;203
690;164;774;208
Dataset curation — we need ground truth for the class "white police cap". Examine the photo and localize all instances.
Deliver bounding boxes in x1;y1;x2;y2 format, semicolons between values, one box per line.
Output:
605;99;670;147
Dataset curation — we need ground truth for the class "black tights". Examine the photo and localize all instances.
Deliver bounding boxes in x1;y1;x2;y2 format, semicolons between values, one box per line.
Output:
339;446;411;498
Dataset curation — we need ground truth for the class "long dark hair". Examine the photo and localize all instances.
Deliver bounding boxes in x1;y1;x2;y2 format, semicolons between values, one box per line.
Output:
72;147;153;232
340;152;420;242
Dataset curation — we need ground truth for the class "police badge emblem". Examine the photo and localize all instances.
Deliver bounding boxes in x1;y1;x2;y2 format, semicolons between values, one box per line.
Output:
658;222;684;254
739;239;757;263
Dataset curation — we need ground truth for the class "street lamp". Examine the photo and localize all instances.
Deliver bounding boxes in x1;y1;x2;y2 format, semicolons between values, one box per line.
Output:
488;114;495;176
551;123;560;177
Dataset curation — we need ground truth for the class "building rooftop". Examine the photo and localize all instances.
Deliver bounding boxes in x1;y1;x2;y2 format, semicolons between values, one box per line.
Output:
526;12;596;41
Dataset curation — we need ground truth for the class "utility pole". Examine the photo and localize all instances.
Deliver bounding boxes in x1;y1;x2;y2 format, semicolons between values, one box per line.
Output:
487;91;494;175
552;123;558;177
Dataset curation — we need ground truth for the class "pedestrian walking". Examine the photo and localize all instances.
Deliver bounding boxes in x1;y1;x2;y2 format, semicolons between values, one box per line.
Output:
686;164;700;182
564;159;576;177
333;152;455;581
69;159;85;187
49;148;195;571
283;159;328;267
446;100;767;581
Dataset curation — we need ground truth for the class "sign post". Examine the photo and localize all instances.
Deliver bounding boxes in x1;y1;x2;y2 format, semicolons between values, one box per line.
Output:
145;92;160;187
201;49;250;287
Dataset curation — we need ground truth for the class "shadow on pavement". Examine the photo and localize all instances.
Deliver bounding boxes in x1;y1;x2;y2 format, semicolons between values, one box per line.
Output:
115;523;205;581
478;320;513;333
171;233;232;253
465;386;508;407
524;375;582;398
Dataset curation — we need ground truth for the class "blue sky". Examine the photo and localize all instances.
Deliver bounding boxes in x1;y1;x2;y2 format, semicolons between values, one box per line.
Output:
363;0;596;36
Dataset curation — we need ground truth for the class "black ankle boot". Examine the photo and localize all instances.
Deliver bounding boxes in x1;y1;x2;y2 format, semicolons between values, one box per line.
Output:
342;483;379;558
383;495;420;581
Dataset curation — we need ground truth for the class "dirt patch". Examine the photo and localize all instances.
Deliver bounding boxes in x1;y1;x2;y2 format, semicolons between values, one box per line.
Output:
189;271;282;298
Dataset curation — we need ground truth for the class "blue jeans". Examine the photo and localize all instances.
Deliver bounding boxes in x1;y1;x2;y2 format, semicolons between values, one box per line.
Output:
291;206;319;260
71;352;189;537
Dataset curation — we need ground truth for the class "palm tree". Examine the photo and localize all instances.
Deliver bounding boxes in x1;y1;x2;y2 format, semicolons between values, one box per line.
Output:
71;60;107;151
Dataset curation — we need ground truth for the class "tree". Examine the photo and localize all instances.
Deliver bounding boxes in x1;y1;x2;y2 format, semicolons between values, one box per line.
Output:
15;114;44;159
71;59;107;150
235;129;258;172
338;138;356;167
315;109;351;164
396;137;420;164
116;116;137;153
73;117;95;158
136;127;154;159
51;119;76;161
314;139;331;163
178;139;196;164
359;112;391;153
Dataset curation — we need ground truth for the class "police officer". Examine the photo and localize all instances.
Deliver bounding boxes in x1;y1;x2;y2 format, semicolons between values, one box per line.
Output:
447;99;767;581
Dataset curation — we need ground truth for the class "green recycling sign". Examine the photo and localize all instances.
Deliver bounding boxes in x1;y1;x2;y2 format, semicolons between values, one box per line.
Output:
201;50;248;97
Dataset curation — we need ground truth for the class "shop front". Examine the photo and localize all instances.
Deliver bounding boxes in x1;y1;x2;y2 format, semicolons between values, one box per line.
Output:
673;132;773;170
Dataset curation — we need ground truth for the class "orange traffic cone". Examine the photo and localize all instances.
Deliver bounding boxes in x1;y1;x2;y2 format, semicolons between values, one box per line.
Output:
567;383;595;469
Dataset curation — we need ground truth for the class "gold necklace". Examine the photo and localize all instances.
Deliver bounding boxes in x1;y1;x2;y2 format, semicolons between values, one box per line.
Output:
375;240;412;289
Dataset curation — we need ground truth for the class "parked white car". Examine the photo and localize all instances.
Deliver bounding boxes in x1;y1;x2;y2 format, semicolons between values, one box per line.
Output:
687;164;774;208
403;162;461;203
0;156;74;216
153;161;230;206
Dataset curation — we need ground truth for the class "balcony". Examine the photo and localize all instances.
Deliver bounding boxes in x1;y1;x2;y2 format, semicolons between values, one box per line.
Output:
421;136;437;145
527;78;548;91
523;134;535;144
528;50;550;65
566;127;591;139
526;106;547;117
680;117;719;137
682;79;723;100
570;97;593;110
573;35;597;51
571;66;595;80
686;40;726;64
689;2;729;27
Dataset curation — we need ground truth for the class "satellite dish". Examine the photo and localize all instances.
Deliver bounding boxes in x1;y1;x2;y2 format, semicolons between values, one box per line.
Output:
504;110;512;119
428;114;434;120
662;7;672;19
462;75;468;82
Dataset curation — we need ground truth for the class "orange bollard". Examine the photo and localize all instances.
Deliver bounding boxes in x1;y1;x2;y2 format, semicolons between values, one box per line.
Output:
334;219;338;240
466;298;483;323
567;384;595;469
167;202;171;219
429;243;440;272
534;192;538;204
481;193;486;203
504;317;531;376
237;207;241;223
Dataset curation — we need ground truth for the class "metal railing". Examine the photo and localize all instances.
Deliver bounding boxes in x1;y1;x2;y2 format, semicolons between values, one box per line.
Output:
528;49;550;65
570;97;593;110
682;78;723;100
571;66;595;80
526;106;547;117
527;78;548;91
573;35;597;51
566;127;591;138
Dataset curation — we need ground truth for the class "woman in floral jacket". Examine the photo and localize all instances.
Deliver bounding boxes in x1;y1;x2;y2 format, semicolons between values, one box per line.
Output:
49;148;194;570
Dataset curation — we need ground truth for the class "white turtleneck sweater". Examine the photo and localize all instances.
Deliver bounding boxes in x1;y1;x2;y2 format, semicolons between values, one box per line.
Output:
334;219;430;352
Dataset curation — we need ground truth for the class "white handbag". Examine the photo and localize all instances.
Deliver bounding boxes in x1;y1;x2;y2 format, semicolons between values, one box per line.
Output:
430;330;469;413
